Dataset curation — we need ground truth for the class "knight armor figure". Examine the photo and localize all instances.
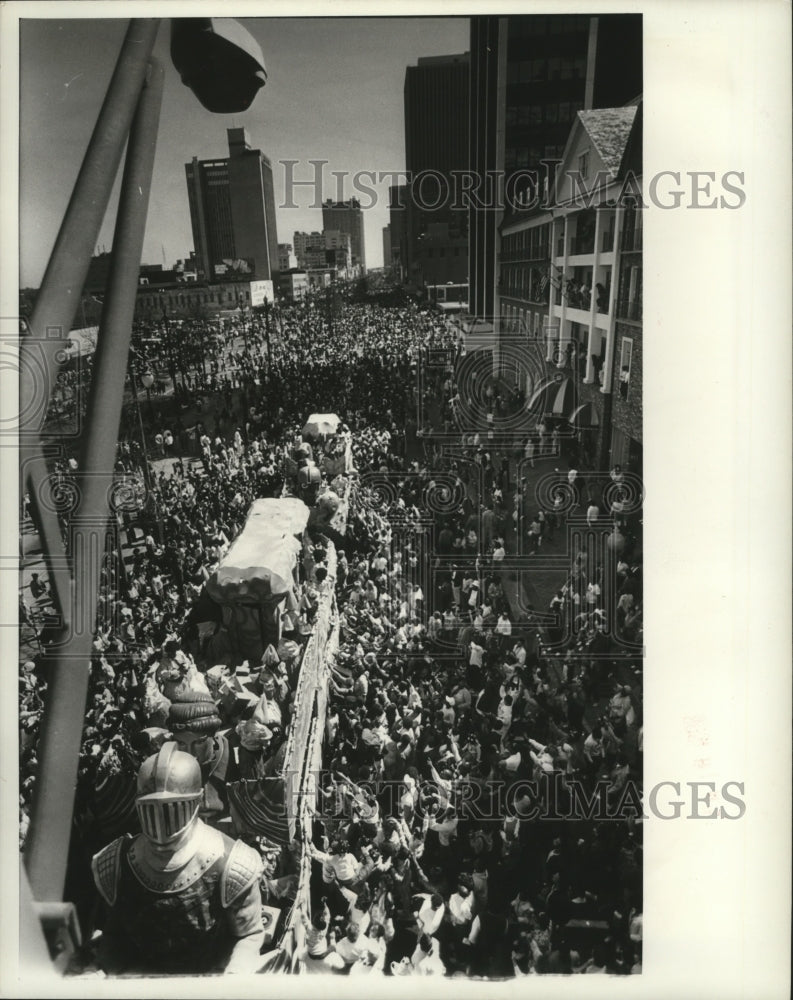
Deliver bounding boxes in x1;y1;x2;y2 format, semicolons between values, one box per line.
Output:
91;742;264;975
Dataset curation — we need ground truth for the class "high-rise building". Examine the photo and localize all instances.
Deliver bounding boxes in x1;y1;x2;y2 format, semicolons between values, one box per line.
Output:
468;14;642;320
278;244;298;271
185;127;280;283
403;53;470;289
321;199;366;273
388;184;408;277
382;225;392;268
293;230;354;277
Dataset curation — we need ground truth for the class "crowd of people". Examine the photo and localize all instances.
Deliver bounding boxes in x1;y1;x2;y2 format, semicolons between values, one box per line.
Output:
20;286;643;978
296;379;643;977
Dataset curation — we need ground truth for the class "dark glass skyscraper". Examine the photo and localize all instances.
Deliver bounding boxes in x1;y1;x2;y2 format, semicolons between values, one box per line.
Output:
468;14;642;320
185;127;279;283
403;52;470;289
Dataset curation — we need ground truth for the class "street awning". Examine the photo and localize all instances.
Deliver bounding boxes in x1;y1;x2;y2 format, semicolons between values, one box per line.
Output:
528;376;576;418
569;401;601;428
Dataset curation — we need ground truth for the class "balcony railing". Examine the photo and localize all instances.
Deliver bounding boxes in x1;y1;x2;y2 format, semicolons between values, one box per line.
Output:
499;279;550;305
500;245;550;263
564;287;592;311
569;235;595;256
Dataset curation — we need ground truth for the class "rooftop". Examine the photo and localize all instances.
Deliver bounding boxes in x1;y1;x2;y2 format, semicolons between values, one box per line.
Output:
577;106;638;178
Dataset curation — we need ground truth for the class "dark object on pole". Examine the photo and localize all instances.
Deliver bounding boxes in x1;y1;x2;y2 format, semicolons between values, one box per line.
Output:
171;18;266;113
21;14;271;942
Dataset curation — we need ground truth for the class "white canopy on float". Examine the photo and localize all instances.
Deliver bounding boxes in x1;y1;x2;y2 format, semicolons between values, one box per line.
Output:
206;497;309;605
302;413;340;439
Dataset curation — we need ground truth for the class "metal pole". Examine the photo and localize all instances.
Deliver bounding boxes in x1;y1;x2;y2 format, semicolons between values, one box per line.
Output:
129;367;152;493
25;59;164;904
19;19;160;435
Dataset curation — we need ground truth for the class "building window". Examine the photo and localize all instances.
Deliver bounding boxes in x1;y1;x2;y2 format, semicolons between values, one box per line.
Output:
529;105;542;124
505;106;518;126
545;103;558;124
531;58;546;81
619;337;633;399
578;151;589;179
559;102;571;122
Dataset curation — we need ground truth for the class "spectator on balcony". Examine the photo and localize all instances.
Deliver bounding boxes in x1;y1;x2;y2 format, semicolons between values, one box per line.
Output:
620;366;630;399
595;283;608;312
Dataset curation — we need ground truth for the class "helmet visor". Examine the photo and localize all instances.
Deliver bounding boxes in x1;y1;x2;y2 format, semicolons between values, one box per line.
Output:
137;796;200;844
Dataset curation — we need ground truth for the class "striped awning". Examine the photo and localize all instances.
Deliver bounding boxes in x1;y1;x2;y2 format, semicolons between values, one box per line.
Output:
569;401;601;428
528;376;577;418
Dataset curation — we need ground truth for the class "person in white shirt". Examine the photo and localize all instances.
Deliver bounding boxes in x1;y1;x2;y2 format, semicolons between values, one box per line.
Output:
585;580;601;608
338;883;372;934
586;499;600;526
447;881;474;931
496;695;513;741
333;922;379;967
410;934;446;975
349;928;386;974
429;807;458;849
309;839;361;887
414;892;445;937
528;738;555;774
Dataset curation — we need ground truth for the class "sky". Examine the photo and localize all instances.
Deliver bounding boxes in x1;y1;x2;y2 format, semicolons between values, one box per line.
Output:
19;16;470;287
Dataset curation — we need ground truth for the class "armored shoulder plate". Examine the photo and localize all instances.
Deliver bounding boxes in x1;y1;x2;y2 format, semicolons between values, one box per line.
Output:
220;839;263;908
91;836;126;906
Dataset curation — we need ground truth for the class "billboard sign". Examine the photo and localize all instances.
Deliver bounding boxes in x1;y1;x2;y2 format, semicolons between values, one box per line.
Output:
249;280;275;307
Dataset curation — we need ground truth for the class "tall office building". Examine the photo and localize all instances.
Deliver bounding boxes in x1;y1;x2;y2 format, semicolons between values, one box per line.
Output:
388;184;408;277
382;225;392;268
403;53;470;288
185;127;280;283
468;14;642;320
321;199;366;273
